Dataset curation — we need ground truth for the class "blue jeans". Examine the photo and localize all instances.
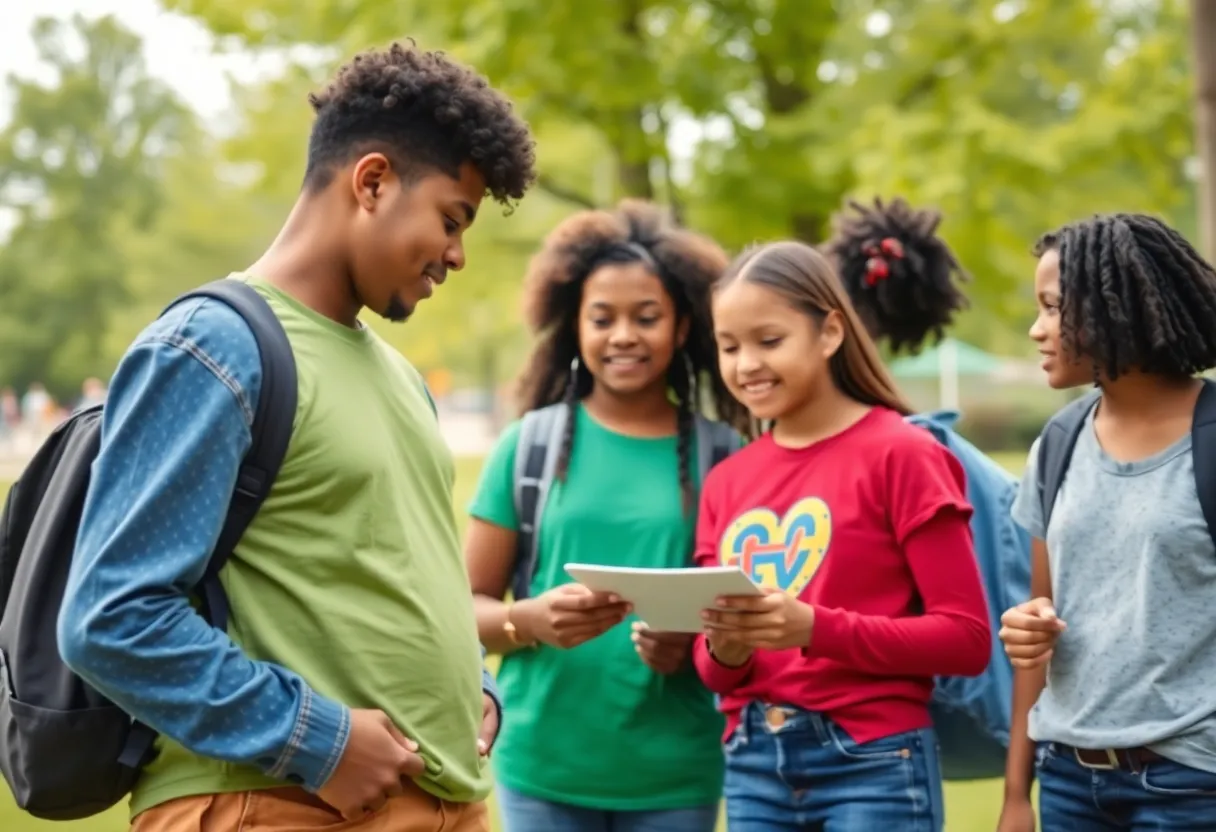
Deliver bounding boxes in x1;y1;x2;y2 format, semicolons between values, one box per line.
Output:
723;702;944;831
1037;741;1216;830
495;784;719;832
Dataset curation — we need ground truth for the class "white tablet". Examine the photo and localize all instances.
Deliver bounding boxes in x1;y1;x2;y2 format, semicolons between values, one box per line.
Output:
563;563;762;633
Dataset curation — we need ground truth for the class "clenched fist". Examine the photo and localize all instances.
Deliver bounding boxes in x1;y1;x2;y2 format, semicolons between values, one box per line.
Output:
999;597;1066;669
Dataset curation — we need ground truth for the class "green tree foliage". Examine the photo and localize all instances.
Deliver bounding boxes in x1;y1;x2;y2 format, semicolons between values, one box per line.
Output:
164;0;1197;360
103;137;285;359
0;14;285;398
0;15;190;395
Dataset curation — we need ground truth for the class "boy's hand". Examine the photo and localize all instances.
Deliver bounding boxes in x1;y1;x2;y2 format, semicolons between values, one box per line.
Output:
477;694;498;757
316;708;425;820
995;796;1037;832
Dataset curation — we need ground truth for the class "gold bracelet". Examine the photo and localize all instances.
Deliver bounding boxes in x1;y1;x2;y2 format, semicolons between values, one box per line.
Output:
503;603;536;648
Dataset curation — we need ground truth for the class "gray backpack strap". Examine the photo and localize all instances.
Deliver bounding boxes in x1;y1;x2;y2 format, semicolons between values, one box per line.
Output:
1036;391;1100;533
1191;380;1216;549
693;415;742;488
511;404;568;600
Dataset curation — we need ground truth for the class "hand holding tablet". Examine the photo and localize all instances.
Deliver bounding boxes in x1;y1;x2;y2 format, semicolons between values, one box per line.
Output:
563;564;763;634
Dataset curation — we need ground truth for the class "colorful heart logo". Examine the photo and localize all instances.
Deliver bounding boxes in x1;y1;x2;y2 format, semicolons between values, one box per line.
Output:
718;497;832;597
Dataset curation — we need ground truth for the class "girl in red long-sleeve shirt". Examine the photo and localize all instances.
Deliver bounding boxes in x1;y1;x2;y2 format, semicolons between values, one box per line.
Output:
695;240;991;832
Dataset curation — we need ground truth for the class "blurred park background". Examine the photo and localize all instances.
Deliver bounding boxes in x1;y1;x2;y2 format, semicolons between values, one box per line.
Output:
2;0;1215;828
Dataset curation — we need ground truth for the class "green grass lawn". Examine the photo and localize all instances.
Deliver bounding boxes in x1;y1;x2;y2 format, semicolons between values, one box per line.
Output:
0;450;1030;830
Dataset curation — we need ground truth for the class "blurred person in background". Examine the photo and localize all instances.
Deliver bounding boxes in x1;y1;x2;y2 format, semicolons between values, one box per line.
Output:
77;376;106;410
0;387;18;446
20;381;53;433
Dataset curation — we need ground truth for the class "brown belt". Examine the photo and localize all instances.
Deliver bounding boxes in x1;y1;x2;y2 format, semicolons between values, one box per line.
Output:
1065;744;1164;771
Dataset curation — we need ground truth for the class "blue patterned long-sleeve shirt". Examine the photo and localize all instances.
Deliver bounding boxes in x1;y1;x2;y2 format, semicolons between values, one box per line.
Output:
57;298;500;791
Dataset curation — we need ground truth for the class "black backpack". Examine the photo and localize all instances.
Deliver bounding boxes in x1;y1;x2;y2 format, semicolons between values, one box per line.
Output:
0;279;297;820
1036;379;1216;536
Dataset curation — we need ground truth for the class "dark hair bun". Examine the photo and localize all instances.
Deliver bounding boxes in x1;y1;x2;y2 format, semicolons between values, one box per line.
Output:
821;197;969;354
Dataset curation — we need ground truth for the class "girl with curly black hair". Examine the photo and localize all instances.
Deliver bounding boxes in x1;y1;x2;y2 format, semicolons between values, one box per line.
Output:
463;200;747;832
997;213;1216;832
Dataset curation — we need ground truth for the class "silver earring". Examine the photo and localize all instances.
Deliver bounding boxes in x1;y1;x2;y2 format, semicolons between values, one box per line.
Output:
569;356;580;391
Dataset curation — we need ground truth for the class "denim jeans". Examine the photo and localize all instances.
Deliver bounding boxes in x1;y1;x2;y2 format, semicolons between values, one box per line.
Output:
495;784;718;832
721;701;943;831
1037;741;1216;831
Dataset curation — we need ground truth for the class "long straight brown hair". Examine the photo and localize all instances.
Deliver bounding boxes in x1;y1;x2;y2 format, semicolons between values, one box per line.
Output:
718;240;913;416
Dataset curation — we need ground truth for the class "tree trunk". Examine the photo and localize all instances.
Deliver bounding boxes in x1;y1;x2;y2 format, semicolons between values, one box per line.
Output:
616;126;655;200
1191;0;1216;258
613;1;657;201
754;14;834;242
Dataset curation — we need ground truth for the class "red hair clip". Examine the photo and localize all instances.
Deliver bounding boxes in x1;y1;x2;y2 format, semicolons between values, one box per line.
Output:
864;257;889;286
880;237;904;259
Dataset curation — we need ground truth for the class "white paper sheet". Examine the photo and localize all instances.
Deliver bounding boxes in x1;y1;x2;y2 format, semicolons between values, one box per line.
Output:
563;563;763;633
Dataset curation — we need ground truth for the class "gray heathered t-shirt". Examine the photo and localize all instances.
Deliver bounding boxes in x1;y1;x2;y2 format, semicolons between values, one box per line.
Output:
1012;409;1216;773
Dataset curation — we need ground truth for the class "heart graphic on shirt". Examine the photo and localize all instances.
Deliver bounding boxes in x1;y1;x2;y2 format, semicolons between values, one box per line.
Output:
718;498;832;597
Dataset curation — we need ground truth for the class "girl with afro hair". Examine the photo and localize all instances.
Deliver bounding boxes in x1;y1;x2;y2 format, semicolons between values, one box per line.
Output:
463;199;748;832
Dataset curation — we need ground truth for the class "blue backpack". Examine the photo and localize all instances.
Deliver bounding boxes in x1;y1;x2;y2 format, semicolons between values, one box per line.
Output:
509;404;742;600
906;410;1031;781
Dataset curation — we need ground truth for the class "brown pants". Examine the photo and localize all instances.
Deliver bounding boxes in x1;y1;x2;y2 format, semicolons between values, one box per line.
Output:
130;784;490;832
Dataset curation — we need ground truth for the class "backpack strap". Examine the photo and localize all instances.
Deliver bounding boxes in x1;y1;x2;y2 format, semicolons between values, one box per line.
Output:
511;404;567;601
694;415;741;488
1038;380;1216;541
509;410;739;598
1036;391;1101;533
166;279;298;632
1191;379;1216;543
118;279;297;771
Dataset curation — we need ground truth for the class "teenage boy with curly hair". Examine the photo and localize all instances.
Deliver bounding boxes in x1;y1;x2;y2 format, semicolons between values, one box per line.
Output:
57;41;536;831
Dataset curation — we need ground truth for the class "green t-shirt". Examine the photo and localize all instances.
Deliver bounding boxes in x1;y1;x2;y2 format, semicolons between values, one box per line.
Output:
131;277;490;816
469;404;725;811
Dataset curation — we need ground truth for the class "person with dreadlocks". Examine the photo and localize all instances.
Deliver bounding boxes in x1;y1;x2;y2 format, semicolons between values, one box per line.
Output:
997;213;1216;832
463;199;748;832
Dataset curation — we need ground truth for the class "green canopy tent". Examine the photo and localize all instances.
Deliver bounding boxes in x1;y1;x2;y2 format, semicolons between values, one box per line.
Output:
888;338;1006;409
